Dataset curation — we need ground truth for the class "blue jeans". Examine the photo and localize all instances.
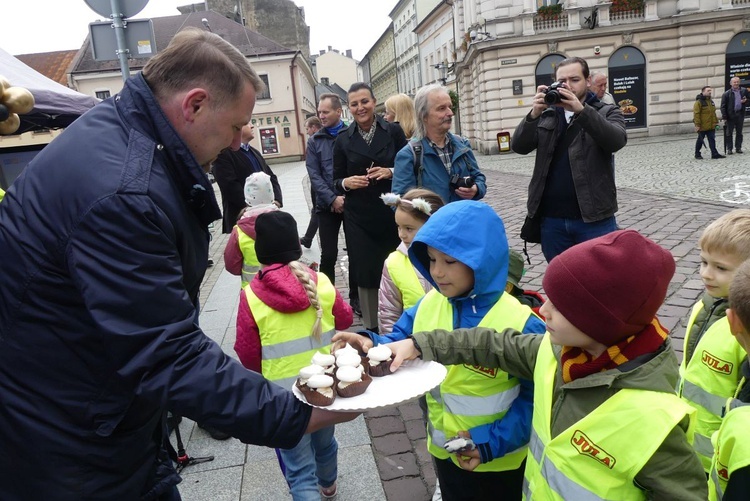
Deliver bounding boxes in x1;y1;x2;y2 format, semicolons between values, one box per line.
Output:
278;425;338;501
541;216;618;263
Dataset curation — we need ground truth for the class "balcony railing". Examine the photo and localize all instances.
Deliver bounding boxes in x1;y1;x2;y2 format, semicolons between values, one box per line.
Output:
732;0;750;5
611;5;645;21
533;15;569;32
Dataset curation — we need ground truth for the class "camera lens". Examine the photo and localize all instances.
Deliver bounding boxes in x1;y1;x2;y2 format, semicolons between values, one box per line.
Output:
544;90;561;105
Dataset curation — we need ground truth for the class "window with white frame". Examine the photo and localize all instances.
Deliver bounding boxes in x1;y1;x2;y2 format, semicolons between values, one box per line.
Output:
258;74;271;100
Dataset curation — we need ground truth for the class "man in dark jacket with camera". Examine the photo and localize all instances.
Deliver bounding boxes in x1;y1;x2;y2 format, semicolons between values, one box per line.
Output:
0;29;354;501
512;56;626;262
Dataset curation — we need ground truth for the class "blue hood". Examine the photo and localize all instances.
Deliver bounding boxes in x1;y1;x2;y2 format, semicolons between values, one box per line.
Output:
408;200;509;300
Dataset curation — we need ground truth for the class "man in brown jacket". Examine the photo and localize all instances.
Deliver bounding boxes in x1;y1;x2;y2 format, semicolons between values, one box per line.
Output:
693;85;725;160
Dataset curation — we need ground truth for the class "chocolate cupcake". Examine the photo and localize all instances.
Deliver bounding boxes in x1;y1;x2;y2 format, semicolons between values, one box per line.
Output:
367;345;393;377
336;365;372;398
296;364;325;391
303;374;336;406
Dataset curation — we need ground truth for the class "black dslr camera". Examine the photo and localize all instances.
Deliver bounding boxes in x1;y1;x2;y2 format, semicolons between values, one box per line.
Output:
449;174;475;190
544;81;566;105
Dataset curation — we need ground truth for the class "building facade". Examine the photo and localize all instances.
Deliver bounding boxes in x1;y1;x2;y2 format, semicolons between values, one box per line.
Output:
452;0;750;153
363;24;398;111
416;0;456;88
68;11;316;162
313;48;360;92
390;0;423;96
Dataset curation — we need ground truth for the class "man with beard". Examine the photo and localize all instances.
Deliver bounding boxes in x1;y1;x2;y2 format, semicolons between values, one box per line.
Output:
512;57;627;262
393;84;486;204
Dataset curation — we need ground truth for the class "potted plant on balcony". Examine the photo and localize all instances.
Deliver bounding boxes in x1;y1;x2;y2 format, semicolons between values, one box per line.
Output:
536;3;563;20
611;0;644;14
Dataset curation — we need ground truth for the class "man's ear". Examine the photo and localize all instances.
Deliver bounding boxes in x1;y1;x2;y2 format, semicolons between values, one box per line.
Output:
728;309;748;337
181;88;209;123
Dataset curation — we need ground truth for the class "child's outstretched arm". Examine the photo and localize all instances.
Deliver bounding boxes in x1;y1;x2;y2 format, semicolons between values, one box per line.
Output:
333;301;423;353
461;315;544;466
407;327;543;381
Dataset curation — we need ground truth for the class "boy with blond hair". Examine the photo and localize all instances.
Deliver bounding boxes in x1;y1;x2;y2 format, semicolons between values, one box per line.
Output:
710;259;750;500
677;209;750;472
386;230;707;499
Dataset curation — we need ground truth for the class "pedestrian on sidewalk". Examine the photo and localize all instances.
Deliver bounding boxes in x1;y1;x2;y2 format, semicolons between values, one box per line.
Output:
213;123;283;233
720;76;749;155
694;85;725;160
377;188;444;334
0;28;357;500
384;93;417;140
235;211;353;500
334;82;406;332
512;56;625;263
300;117;322;249
306;93;360;315
223;171;279;287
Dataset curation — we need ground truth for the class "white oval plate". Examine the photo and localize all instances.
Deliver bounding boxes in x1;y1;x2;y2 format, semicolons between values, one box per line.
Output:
292;359;447;412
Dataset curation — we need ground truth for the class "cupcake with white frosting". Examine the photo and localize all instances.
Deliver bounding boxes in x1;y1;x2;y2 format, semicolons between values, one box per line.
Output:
367;345;394;377
335;365;372;398
296;364;325;391
302;374;336;406
311;351;336;376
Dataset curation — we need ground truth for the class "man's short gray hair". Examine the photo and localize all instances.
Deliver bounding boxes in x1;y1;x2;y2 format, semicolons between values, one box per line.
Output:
414;84;450;140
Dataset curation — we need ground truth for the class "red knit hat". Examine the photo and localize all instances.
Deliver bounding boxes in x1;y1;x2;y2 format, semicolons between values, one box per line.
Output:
542;230;675;346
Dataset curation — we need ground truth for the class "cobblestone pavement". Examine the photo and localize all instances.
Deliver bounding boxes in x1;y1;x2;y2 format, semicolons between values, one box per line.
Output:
196;133;745;501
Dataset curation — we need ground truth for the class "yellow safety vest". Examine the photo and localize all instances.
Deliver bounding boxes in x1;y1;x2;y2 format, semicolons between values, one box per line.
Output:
244;272;337;390
0;187;5;202
385;250;426;311
524;335;696;501
708;381;750;501
678;304;745;471
414;290;534;472
237;226;260;287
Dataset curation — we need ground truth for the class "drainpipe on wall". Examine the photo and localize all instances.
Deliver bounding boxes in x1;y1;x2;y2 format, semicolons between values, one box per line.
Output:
289;51;304;159
446;0;461;136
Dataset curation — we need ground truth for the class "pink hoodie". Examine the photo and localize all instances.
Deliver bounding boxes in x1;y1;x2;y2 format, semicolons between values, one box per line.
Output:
234;263;353;373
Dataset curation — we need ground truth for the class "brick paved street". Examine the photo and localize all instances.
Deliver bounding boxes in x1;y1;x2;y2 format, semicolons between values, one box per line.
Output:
191;132;746;501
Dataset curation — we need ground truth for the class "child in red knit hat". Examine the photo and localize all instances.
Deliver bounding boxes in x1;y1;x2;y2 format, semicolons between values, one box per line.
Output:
386;229;708;500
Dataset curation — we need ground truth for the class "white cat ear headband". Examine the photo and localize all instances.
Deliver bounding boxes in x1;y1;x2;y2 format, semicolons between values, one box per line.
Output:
380;192;432;216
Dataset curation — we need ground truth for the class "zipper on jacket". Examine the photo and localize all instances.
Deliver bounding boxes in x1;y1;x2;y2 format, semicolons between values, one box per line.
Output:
686;298;727;363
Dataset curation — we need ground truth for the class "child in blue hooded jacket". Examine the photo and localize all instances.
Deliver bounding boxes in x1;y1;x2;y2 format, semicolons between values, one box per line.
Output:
334;200;545;500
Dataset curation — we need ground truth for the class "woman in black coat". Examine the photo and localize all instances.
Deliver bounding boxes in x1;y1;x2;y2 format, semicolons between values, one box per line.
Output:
334;83;406;331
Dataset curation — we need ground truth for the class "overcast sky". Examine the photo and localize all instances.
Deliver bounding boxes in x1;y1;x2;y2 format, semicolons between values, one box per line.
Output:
0;0;395;61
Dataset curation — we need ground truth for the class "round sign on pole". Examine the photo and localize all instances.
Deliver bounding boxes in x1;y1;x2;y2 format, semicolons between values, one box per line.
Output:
84;0;149;19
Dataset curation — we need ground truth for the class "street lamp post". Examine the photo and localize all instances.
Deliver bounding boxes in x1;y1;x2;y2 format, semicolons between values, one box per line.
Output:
433;62;454;86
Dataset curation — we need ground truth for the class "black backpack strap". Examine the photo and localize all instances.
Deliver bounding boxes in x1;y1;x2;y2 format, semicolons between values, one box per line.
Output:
409;141;424;186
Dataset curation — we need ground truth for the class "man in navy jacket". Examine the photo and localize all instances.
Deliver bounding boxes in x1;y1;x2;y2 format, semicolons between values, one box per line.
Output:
0;28;352;500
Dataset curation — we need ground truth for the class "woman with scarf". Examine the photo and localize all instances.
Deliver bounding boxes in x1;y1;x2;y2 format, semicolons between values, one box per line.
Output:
333;83;407;332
